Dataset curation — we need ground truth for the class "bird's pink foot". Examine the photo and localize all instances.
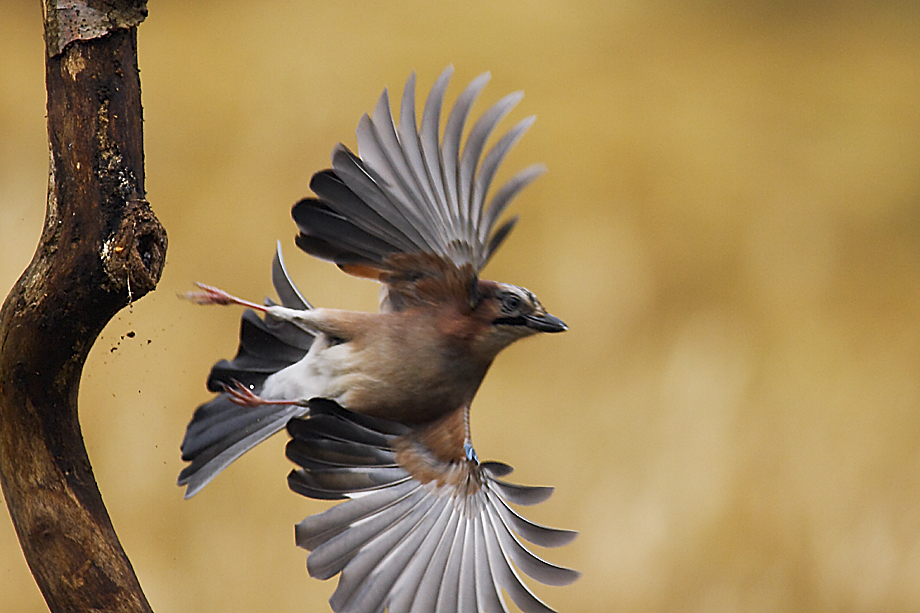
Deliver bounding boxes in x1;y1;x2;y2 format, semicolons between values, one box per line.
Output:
222;380;298;408
182;283;266;311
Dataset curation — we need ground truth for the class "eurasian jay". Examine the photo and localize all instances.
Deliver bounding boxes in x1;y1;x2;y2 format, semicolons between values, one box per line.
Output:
179;66;578;613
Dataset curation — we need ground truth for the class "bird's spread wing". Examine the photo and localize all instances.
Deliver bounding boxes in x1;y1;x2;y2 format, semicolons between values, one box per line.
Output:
292;66;545;308
287;399;579;613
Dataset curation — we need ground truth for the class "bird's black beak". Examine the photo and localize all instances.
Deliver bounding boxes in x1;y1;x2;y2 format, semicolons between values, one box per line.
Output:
525;312;567;333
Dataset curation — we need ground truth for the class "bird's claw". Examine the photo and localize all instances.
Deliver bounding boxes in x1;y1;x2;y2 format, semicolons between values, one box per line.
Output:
223;381;270;407
222;380;304;409
183;283;239;306
182;283;267;312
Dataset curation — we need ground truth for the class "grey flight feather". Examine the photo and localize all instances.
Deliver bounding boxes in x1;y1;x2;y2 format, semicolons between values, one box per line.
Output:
287;399;580;613
292;66;541;275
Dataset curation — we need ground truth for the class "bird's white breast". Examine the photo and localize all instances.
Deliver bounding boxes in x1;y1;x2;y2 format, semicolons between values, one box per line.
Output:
259;334;368;404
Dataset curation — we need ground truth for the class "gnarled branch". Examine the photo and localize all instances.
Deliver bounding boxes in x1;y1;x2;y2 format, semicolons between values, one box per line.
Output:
0;1;163;611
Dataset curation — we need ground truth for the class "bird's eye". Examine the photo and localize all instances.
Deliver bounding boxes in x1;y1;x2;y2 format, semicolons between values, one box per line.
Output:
501;294;521;313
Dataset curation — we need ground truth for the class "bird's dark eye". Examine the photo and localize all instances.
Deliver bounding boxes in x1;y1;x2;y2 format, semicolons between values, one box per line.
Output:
501;294;521;313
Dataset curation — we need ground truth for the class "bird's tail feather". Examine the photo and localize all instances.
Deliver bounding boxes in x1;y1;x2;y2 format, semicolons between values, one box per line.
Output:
179;245;314;498
179;399;309;498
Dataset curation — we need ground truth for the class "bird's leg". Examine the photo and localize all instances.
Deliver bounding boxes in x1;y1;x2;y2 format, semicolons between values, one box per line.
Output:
184;284;358;341
221;380;306;409
184;283;318;326
183;283;267;312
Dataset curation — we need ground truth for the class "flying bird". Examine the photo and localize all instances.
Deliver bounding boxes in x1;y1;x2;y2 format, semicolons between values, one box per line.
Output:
179;66;578;613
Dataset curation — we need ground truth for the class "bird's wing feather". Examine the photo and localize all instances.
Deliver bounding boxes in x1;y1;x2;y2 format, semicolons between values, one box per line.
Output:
292;67;541;310
286;399;578;613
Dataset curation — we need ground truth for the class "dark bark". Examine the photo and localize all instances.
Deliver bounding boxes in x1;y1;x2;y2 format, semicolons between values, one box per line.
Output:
0;1;163;611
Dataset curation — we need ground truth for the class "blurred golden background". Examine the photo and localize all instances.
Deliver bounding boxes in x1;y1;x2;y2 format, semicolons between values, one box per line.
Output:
3;1;920;611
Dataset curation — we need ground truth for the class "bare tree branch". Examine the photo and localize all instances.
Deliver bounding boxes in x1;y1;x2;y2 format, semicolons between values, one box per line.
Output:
0;1;163;611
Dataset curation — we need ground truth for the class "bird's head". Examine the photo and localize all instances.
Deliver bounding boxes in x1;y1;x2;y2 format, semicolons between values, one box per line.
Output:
470;281;567;358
